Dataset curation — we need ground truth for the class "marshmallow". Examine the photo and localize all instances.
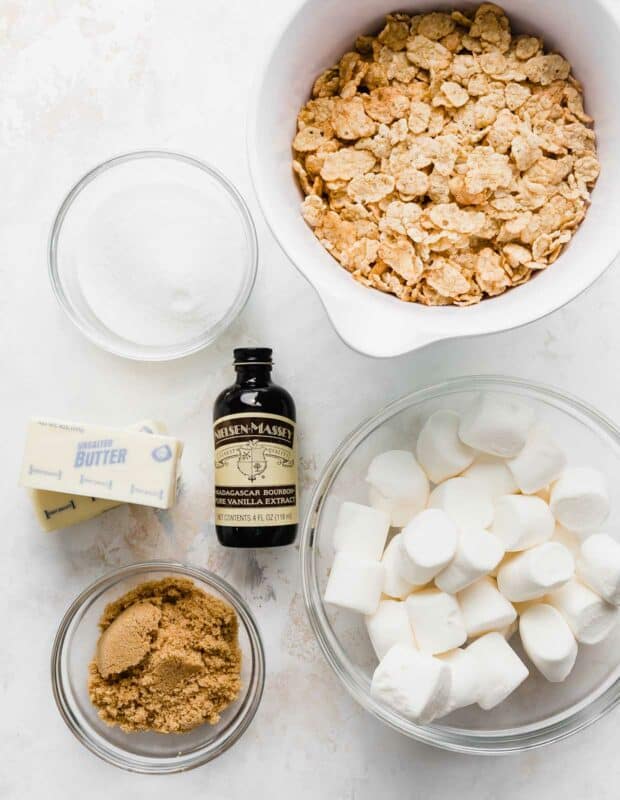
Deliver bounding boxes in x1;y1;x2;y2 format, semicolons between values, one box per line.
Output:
435;528;505;593
458;393;535;458
436;648;482;716
519;604;578;682
462;455;518;500
551;524;581;558
507;425;566;494
497;542;574;602
550;467;610;533
381;534;415;599
512;598;540;616
487;551;511;578
547;579;619;645
368;487;419;528
324;552;385;615
416;410;475;484
491;495;555;551
457;576;517;638
466;632;529;710
488;561;501;578
398;509;458;586
367;450;429;527
332;501;390;561
365;599;417;660
577;534;620;606
498;618;519;641
405;589;467;654
370;644;451;724
428;477;493;531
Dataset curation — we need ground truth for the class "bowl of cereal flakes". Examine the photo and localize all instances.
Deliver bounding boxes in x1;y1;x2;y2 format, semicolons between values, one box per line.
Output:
249;1;620;357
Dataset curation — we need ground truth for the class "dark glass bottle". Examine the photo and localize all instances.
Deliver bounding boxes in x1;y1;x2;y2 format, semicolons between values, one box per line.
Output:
213;348;298;548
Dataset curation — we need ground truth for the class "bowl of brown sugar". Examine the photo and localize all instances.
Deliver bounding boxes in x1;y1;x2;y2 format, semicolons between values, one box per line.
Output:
51;562;265;773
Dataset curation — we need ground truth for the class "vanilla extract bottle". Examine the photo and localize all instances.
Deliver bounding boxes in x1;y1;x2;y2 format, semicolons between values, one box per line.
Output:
213;348;298;547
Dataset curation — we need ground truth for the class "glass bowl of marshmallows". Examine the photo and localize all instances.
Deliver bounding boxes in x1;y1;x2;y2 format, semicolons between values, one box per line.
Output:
300;376;620;754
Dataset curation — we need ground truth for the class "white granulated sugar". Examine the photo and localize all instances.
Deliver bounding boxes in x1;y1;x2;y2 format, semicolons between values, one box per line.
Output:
75;167;247;346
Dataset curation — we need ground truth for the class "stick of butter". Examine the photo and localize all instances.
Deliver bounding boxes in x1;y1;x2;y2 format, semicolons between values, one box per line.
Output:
30;491;121;532
29;420;170;531
20;418;183;510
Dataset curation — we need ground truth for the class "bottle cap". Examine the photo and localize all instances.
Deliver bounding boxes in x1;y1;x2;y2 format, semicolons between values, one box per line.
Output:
233;348;273;365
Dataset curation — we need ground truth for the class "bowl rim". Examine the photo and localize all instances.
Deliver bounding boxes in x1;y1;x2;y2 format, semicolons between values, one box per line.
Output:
300;375;620;754
49;149;259;362
50;560;266;774
247;1;620;358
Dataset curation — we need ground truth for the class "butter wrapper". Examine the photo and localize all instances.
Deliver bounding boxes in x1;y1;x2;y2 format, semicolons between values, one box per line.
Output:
19;417;183;510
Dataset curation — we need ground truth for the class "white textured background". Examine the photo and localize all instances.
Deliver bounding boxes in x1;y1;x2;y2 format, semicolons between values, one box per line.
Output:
1;1;619;797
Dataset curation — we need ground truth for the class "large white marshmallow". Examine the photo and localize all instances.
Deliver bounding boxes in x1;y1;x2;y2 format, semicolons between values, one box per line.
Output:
436;648;482;716
428;477;494;532
466;632;529;710
332;501;391;561
405;589;467;654
497;542;574;602
498;618;519;641
381;533;415;600
491;495;555;551
435;529;505;594
458;393;535;458
512;598;540;616
550;467;610;533
324;552;385;615
457;576;517;638
369;487;419;528
519;604;578;682
398;509;458;586
577;534;620;606
547;579;619;645
462;455;518;500
365;599;417;661
367;450;429;527
551;524;582;558
507;425;566;494
370;644;451;724
416;410;475;484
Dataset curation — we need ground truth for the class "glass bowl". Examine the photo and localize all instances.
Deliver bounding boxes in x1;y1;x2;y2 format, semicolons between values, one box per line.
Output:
49;150;258;361
300;376;620;754
51;561;265;773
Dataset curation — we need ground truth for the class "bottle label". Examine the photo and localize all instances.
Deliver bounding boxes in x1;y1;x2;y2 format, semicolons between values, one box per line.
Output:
213;412;298;527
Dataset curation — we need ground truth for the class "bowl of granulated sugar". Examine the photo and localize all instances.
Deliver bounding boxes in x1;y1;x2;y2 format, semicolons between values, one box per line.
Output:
49;150;258;361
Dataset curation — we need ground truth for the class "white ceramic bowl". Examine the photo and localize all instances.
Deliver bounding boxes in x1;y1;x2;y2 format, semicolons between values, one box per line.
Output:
249;0;620;357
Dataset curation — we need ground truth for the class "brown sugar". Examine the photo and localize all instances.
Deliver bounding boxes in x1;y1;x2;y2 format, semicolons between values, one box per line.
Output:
96;602;161;678
88;577;242;733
